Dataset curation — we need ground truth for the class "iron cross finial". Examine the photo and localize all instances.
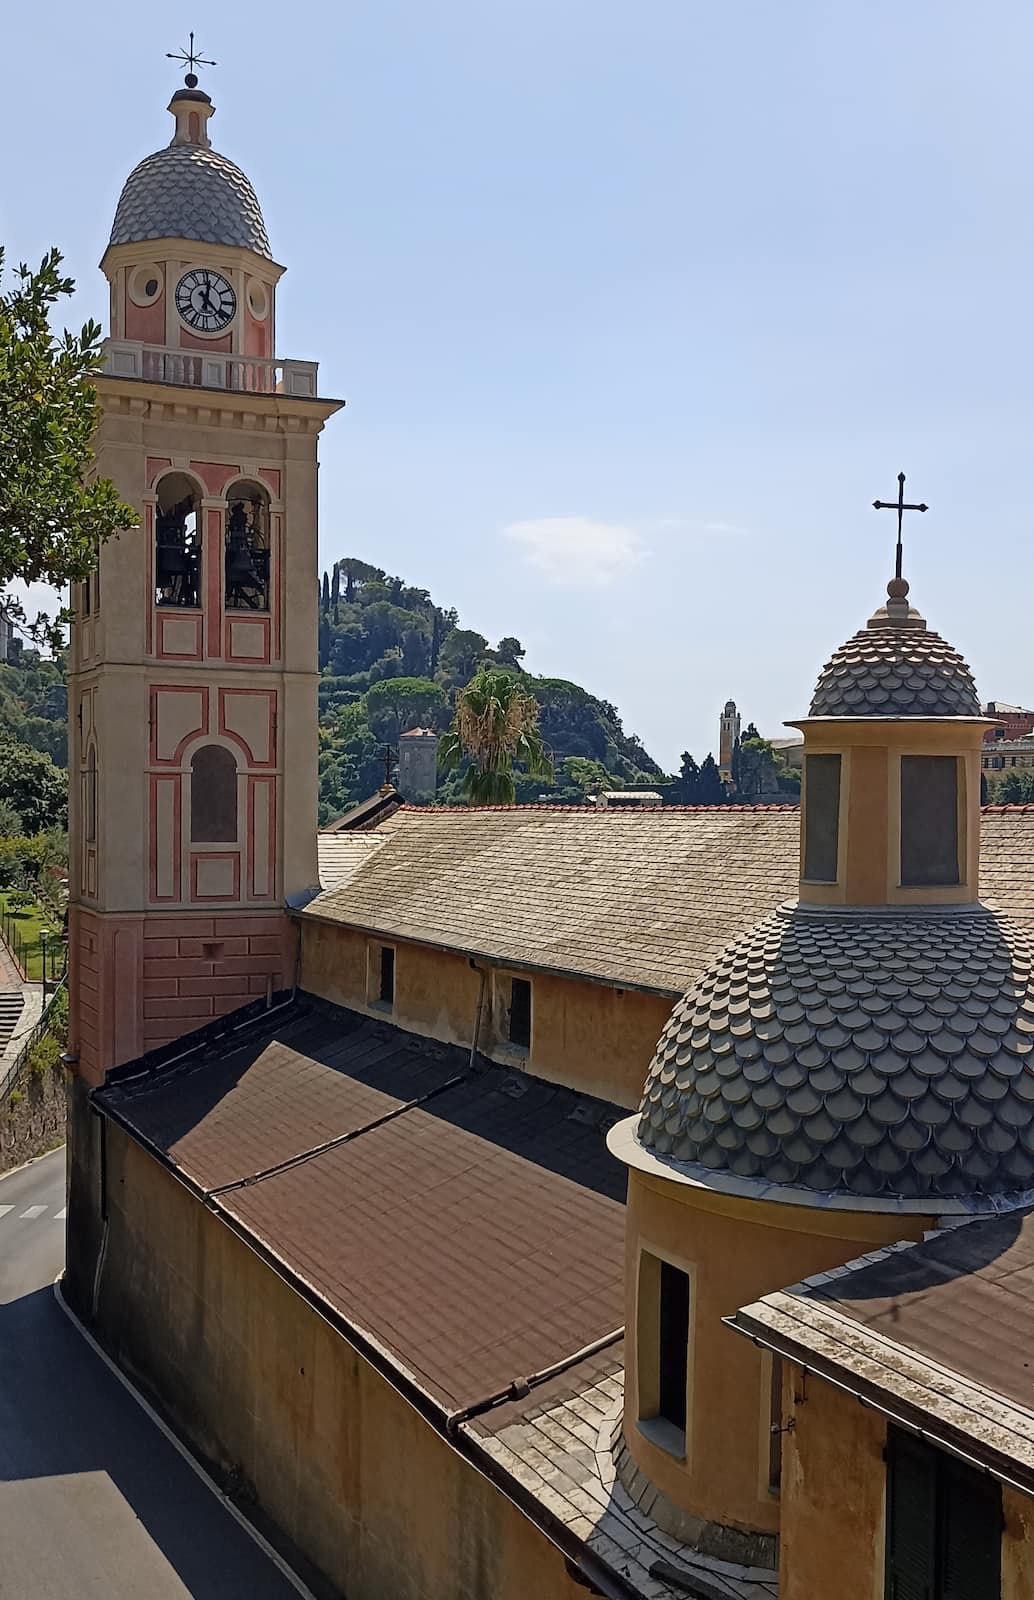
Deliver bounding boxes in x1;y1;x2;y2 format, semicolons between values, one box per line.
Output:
167;31;216;89
873;471;928;584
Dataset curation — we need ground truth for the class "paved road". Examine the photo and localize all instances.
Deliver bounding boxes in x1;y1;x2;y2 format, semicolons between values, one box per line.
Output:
0;1147;304;1599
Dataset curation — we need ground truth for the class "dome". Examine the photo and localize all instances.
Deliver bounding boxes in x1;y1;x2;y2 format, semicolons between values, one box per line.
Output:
809;585;980;719
637;901;1034;1204
109;126;271;259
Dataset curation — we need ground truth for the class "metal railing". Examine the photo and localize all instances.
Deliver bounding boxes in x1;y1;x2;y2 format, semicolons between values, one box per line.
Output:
0;971;67;1104
102;339;320;399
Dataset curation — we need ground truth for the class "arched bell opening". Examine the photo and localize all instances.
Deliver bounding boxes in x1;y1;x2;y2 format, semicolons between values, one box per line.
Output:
155;471;202;608
224;479;271;612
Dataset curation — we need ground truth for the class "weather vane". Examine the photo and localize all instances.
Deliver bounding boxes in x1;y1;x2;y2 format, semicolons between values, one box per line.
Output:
873;471;928;584
167;31;216;89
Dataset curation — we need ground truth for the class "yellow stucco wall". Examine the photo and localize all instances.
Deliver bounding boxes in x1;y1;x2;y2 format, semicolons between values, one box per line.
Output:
300;918;672;1108
92;1128;587;1600
779;1370;1034;1600
779;1367;886;1600
621;1168;929;1538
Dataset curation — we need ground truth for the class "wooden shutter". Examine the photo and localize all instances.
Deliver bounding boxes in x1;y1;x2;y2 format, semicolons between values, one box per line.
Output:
886;1428;936;1600
939;1454;1001;1600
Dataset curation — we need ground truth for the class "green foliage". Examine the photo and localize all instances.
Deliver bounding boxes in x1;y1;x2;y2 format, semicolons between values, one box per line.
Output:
364;677;447;744
0;248;137;641
696;754;727;804
0;736;66;832
0;647;68;765
988;768;1034;804
439;668;552;806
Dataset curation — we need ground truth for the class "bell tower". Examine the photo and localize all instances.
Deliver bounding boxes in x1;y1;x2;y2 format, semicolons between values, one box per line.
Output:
67;69;342;1086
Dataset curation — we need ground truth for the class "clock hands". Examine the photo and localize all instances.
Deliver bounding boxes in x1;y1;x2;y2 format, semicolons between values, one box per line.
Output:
200;270;215;313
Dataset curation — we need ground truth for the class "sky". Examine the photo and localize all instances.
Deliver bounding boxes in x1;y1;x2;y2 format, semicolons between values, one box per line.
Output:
5;1;1034;770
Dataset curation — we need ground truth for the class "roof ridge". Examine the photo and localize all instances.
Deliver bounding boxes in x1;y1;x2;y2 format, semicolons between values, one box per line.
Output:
396;802;799;815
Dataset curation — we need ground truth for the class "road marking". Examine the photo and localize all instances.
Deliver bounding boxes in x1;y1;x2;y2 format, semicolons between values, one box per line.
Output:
54;1207;66;1219
0;1205;12;1220
19;1205;46;1219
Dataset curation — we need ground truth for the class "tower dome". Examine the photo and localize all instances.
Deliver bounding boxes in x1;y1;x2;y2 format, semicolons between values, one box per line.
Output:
108;88;271;259
809;580;980;719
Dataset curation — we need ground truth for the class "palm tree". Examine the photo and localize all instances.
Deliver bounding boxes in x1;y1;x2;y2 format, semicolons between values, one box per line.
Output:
438;668;552;805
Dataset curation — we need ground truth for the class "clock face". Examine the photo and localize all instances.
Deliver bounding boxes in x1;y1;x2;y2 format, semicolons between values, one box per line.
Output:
175;268;237;333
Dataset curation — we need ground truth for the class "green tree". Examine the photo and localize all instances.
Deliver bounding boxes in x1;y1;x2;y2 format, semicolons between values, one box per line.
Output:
364;677;447;745
438;628;489;685
439;667;552;805
495;636;526;668
674;751;701;804
0;248;137;638
320;571;330;611
560;757;615;800
696;753;727;805
0;800;24;836
0;737;67;832
336;558;383;603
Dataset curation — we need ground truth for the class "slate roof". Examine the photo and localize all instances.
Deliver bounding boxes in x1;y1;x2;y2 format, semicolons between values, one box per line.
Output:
316;830;387;892
308;806;1034;998
97;997;625;1415
730;1209;1034;1488
638;902;1034;1205
809;593;981;719
109;141;271;258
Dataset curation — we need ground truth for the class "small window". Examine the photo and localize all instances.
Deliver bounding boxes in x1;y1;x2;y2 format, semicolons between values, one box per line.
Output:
657;1259;690;1432
190;745;238;843
379;945;395;1006
900;756;959;887
885;1427;1001;1599
803;754;841;883
508;977;531;1050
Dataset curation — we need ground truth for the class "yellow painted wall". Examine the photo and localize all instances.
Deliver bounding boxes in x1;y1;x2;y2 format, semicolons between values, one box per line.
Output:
621;1168;929;1537
92;1128;587;1600
780;1372;1034;1600
300;919;672;1109
779;1367;886;1600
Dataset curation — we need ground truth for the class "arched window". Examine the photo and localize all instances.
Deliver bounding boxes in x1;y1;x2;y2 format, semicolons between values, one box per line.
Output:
155;473;202;609
224;481;271;611
190;745;238;843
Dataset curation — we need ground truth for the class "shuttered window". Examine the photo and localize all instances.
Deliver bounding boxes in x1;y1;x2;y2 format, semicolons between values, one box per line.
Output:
379;946;395;1006
885;1428;1001;1600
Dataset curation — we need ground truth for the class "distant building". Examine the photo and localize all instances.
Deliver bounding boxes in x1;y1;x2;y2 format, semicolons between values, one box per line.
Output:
768;735;803;771
982;734;1034;774
595;789;664;808
984;701;1034;744
396;727;440;800
718;698;740;777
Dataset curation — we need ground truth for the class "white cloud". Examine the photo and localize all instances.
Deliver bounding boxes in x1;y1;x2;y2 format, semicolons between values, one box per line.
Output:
503;516;647;588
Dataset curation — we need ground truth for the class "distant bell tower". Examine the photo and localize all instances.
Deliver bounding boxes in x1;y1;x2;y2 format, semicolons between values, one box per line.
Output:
67;65;342;1086
718;699;740;779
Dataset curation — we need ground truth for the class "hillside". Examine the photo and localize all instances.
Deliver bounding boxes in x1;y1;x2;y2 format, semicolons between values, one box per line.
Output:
316;557;664;820
0;560;665;822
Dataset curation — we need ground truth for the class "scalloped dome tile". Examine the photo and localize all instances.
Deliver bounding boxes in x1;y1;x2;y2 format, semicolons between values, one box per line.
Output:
109;141;271;258
808;598;979;719
637;903;1034;1202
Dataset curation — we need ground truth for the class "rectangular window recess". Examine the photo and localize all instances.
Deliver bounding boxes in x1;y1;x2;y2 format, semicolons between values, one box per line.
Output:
378;945;395;1006
508;977;531;1050
658;1258;690;1434
802;753;841;883
900;755;960;888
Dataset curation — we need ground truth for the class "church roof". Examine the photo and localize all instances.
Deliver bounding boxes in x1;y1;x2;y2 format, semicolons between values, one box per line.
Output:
808;587;981;719
109;140;271;258
311;805;1034;999
95;996;625;1414
637;901;1034;1206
